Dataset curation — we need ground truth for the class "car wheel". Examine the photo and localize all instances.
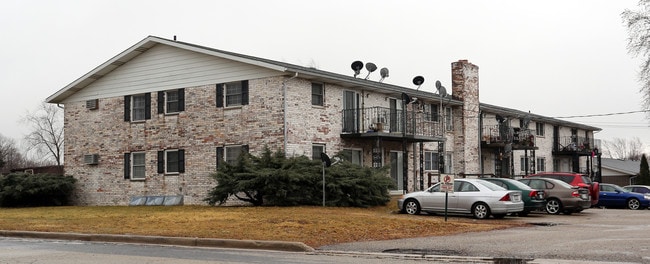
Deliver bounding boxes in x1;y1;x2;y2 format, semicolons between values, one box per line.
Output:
627;198;641;210
403;199;421;215
472;202;490;219
545;198;562;215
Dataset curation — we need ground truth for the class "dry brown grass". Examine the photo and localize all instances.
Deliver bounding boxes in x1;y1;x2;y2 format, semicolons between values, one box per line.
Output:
0;199;527;248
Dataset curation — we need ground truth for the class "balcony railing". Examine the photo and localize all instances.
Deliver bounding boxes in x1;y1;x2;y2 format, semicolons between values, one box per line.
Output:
341;106;443;139
482;125;535;147
555;136;595;153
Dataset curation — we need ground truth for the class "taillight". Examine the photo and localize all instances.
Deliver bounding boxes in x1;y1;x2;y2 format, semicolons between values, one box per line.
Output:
571;191;580;197
529;190;537;197
499;194;511;201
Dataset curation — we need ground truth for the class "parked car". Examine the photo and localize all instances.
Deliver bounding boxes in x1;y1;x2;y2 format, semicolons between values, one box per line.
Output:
597;183;650;210
622;185;650;195
518;177;591;215
526;172;599;206
482;178;546;216
398;178;524;219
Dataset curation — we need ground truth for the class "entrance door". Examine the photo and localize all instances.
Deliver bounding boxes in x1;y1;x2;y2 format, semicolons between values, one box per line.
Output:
388;98;402;133
343;91;359;133
390;151;404;192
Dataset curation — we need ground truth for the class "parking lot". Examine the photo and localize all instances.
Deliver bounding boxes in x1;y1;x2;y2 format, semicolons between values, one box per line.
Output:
320;208;650;263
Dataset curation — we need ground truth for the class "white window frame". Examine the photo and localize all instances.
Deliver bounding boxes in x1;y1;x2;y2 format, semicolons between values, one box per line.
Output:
536;157;546;172
424;151;439;171
165;149;180;174
131;94;146;121
311;82;324;106
225;145;244;164
225;81;243;107
343;148;362;165
131;152;146;180
536;122;545;137
165;90;180;114
444;107;453;131
312;144;325;160
444;152;453;173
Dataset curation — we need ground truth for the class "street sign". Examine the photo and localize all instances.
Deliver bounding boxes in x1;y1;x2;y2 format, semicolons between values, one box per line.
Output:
440;174;454;193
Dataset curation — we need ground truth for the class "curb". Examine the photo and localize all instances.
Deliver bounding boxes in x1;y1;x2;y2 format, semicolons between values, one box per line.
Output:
0;230;315;252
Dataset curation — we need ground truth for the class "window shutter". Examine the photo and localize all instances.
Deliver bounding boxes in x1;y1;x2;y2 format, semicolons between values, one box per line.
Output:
216;84;224;107
158;92;165;114
178;88;185;112
178;149;185;173
216;147;224;168
157;151;164;174
145;93;151;120
124;153;131;179
241;80;249;105
124;96;131;121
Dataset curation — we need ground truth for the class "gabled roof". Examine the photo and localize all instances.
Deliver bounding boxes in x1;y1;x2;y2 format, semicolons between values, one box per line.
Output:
46;35;448;104
480;102;601;131
601;158;640;175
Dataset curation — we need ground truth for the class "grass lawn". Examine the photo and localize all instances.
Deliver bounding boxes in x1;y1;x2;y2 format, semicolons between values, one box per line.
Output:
0;199;526;248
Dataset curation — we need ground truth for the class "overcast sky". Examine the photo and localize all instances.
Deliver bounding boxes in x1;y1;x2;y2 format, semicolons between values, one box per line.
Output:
1;0;649;154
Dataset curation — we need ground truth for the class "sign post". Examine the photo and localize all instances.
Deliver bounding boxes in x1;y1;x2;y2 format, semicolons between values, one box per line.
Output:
440;174;454;222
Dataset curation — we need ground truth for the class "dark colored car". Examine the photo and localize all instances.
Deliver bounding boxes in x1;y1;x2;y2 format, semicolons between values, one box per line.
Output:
518;177;591;215
526;172;599;206
482;178;546;216
597;183;650;210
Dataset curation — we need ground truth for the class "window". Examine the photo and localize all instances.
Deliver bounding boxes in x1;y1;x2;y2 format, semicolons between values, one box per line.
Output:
424;104;439;122
312;83;324;106
124;93;151;122
342;149;362;165
157;149;185;174
520;156;533;171
444;153;453;173
444;107;453;131
312;144;325;160
536;157;546;172
536;122;545;136
124;152;146;180
158;89;185;114
424;151;439;170
216;145;249;168
216;81;249;107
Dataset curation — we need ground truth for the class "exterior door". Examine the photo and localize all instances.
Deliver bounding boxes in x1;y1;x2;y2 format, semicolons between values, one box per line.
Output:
388;98;402;133
390;151;403;192
343;91;359;133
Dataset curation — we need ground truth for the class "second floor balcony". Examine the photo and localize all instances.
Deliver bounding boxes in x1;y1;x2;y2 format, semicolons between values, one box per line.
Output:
482;125;536;149
341;106;444;142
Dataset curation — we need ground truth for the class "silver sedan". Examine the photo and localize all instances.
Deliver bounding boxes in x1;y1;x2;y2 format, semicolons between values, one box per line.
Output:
397;178;524;219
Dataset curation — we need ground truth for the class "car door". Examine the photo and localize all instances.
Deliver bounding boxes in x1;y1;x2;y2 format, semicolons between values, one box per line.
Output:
599;185;625;207
417;183;448;212
451;181;479;214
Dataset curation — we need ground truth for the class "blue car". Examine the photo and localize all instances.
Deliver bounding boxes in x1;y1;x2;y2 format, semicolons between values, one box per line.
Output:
597;183;650;210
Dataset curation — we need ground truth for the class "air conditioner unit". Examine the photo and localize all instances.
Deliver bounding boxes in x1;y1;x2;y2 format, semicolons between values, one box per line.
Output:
86;99;98;110
84;154;99;165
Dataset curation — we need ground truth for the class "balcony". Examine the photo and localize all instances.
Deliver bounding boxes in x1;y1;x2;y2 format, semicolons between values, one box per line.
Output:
481;125;536;150
341;106;444;142
554;136;595;155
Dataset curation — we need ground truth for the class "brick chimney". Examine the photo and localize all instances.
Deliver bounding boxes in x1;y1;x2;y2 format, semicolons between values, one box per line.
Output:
451;60;480;175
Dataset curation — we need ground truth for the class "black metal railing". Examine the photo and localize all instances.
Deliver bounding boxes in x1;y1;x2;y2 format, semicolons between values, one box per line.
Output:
342;106;443;138
555;136;594;152
482;125;535;147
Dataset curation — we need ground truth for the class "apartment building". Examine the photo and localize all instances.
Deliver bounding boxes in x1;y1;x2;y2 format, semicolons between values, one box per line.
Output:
46;36;601;205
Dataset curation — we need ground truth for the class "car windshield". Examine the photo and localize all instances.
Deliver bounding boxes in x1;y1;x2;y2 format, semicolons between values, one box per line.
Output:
611;184;629;193
549;179;574;189
507;179;533;190
474;180;506;191
580;175;592;184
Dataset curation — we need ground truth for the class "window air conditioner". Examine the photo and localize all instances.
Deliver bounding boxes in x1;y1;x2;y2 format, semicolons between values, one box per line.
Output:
86;99;98;110
84;154;99;165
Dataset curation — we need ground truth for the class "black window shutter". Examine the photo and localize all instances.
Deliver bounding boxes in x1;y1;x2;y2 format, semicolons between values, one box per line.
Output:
241;80;249;105
216;147;224;168
178;149;185;173
158;92;165;114
145;93;151;120
124;96;131;121
216;84;224;107
178;88;185;112
157;151;165;174
124;153;131;179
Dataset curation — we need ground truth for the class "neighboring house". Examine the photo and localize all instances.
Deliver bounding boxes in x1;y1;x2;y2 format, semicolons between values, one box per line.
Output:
46;36;602;205
600;158;640;186
8;165;64;175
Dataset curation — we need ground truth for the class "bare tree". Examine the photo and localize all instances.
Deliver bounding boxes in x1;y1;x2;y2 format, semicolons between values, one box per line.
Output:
0;134;38;173
601;137;646;160
622;1;650;117
22;103;64;166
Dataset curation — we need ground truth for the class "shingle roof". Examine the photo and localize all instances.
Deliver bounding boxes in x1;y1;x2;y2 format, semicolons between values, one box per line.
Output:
601;158;641;175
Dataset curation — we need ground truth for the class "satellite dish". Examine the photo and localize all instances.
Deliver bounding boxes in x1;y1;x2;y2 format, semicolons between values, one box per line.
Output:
351;61;363;78
435;80;442;89
364;62;377;79
412;76;425;90
379;67;389;82
435;80;447;97
401;92;412;104
320;153;332;167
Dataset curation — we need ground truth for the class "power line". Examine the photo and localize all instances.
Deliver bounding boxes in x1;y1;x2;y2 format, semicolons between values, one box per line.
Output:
553;110;650;119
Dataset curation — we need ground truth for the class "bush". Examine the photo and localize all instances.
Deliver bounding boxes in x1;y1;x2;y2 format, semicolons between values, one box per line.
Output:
205;147;394;207
0;173;76;207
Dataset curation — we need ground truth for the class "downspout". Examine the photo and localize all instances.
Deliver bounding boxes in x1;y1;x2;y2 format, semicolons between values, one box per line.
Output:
283;72;299;155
